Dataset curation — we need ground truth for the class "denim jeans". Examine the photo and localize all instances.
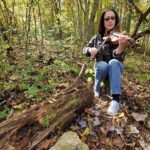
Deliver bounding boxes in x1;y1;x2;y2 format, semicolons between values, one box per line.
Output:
94;59;124;95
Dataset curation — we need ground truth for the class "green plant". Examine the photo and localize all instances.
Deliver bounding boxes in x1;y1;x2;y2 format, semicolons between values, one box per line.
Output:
3;82;16;91
24;85;39;98
42;115;49;126
53;59;70;72
69;65;79;76
18;82;29;90
0;105;10;119
85;68;94;83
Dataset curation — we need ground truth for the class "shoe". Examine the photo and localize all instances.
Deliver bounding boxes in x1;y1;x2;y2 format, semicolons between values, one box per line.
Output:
94;92;99;98
107;100;119;116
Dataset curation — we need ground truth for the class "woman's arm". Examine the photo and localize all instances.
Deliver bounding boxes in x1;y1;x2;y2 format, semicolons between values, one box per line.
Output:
83;35;98;58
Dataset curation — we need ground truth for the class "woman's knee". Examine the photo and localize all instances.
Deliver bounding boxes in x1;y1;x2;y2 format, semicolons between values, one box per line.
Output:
95;61;108;70
108;59;124;72
108;59;120;66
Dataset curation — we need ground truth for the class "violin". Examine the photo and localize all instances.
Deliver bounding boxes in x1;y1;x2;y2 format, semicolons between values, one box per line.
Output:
103;31;136;46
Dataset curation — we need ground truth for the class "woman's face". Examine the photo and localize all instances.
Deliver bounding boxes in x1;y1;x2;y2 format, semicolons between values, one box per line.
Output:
104;11;116;32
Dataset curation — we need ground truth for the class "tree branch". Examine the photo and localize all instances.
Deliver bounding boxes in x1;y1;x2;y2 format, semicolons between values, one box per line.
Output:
128;0;148;22
63;62;86;93
131;6;150;38
134;28;150;40
78;0;85;15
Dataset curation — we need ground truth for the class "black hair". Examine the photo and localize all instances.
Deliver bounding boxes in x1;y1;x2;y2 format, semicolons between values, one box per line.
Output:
98;9;120;37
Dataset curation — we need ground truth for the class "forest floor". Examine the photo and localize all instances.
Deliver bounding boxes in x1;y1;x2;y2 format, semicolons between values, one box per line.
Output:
0;48;150;150
37;53;150;150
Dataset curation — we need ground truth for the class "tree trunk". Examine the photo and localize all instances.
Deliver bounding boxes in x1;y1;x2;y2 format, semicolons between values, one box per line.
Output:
77;0;83;40
83;0;90;41
25;0;33;58
86;0;99;41
0;87;94;150
38;0;43;46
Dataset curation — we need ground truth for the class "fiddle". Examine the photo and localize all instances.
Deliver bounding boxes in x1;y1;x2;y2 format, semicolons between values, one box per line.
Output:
103;31;136;46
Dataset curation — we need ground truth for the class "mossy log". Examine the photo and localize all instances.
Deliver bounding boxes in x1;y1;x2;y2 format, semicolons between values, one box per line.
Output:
0;87;94;150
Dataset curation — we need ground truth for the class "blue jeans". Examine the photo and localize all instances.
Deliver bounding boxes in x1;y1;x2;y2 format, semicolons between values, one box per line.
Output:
94;59;124;95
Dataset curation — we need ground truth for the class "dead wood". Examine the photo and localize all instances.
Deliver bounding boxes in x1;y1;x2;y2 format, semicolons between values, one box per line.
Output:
63;62;86;93
0;87;94;150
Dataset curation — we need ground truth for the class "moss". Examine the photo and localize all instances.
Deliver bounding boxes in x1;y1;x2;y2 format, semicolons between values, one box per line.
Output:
42;97;78;126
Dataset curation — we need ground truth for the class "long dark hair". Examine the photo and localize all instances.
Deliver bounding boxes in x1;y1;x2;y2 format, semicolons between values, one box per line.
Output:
98;9;120;37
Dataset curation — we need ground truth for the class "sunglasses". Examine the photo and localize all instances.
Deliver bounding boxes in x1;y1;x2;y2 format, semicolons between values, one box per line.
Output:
104;16;115;21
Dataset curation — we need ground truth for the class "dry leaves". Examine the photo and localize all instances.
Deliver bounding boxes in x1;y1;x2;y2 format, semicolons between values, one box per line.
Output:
131;112;148;122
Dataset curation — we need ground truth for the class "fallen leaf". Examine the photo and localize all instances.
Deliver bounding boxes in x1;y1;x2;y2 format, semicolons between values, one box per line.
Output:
113;136;124;149
131;112;147;122
128;125;139;134
93;117;100;127
100;126;107;135
48;98;57;104
59;82;69;88
147;120;150;129
76;119;87;128
83;127;90;136
13;104;24;110
9;75;19;81
139;140;150;150
115;128;123;135
118;112;125;118
70;125;79;131
94;110;100;117
38;139;50;149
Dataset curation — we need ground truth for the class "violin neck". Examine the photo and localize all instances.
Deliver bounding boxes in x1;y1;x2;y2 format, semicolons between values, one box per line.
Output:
110;32;122;37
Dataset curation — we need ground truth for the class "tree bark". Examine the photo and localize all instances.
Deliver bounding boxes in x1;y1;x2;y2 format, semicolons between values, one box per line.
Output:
77;0;83;40
0;87;94;150
83;0;90;41
86;0;99;41
37;0;43;46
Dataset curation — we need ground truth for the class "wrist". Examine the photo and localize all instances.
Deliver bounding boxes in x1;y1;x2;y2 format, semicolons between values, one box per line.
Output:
116;45;125;54
113;49;124;58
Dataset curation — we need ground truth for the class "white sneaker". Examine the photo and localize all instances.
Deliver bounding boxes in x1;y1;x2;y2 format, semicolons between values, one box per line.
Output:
94;92;99;98
107;100;119;116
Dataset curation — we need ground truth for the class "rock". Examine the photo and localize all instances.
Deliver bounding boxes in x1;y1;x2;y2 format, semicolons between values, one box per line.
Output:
49;131;89;150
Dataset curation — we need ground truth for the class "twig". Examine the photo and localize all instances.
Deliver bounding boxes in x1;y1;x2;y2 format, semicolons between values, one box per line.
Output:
63;62;86;93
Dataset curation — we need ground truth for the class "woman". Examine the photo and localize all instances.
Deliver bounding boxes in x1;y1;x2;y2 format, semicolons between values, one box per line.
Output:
83;9;129;116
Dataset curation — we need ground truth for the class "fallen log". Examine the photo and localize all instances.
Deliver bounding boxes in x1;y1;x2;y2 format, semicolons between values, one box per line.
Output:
0;87;94;150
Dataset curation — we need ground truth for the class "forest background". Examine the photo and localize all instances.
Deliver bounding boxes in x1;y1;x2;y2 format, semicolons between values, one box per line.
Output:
0;0;150;127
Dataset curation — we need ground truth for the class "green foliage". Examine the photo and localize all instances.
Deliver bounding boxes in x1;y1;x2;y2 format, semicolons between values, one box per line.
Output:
3;82;16;91
0;105;9;119
50;40;62;48
69;65;80;76
85;68;94;83
18;82;29;90
42;115;49;127
53;59;70;72
24;85;39;99
125;53;150;84
125;58;140;72
137;72;150;83
42;84;54;92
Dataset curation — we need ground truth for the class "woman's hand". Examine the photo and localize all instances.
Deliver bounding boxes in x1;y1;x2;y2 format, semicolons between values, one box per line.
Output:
116;34;129;54
89;47;98;58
